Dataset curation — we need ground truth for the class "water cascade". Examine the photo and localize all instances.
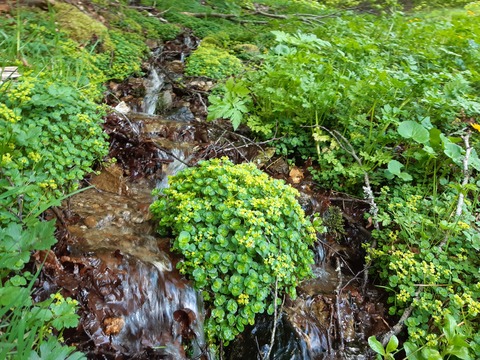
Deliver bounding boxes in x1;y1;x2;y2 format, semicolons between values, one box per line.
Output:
142;68;165;115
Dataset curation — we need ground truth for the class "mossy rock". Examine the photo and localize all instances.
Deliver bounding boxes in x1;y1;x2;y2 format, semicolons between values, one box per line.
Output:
54;2;113;50
185;44;243;80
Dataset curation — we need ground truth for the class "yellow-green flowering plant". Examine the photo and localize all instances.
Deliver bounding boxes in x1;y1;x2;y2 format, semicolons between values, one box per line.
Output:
0;75;109;224
150;158;318;345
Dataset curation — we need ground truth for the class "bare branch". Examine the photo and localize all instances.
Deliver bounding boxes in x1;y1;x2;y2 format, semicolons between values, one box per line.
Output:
380;291;420;347
180;12;268;24
334;257;345;354
455;131;472;217
262;278;280;360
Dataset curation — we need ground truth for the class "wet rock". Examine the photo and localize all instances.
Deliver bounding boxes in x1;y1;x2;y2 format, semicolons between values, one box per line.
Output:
252;147;276;169
189;80;215;92
268;157;290;175
166;106;195;122
114;101;131;114
103;317;125;336
166;60;184;74
160;90;174;111
145;39;161;49
289;166;304;184
83;216;97;228
91;164;129;195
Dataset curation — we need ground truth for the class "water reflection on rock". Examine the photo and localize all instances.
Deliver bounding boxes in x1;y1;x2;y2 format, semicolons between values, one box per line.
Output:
50;181;208;359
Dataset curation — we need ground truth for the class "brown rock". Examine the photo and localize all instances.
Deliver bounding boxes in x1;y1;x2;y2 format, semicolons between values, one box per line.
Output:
91;164;128;195
83;216;97;228
289;166;304;184
167;60;184;74
103;317;125;335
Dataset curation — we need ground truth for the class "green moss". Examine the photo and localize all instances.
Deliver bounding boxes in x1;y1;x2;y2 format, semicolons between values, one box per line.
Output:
185;44;243;79
112;8;181;41
54;2;113;51
94;30;148;80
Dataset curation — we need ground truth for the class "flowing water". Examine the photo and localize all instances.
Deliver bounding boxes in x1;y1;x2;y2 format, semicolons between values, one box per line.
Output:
142;68;165;115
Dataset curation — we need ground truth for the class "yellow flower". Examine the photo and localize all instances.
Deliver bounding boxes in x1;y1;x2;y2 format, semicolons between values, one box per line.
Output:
238;293;249;305
471;123;480;132
1;153;12;165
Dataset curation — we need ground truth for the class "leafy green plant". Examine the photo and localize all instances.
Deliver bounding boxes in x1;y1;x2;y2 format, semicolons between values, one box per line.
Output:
208;7;480;190
111;8;180;41
207;77;251;129
403;314;474;360
94;30;148;80
0;75;109;224
368;335;399;360
366;181;480;357
0;187;84;359
150;158;318;345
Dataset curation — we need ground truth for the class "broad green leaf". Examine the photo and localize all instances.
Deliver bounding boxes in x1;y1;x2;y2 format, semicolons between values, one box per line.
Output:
443;314;456;342
387;160;404;175
429;128;442;149
177;231;191;250
468;148;480;171
421;348;442;360
445;344;472;359
398;172;413;181
368;336;385;355
385;335;399;353
398;121;430;144
403;342;420;360
443;141;464;166
226;299;238;313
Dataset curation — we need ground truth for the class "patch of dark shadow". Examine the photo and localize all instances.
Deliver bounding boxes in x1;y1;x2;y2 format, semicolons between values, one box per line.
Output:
103;112;171;179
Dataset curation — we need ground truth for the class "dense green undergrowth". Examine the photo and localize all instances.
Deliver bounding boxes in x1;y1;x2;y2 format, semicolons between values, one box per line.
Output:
206;1;480;357
1;0;480;357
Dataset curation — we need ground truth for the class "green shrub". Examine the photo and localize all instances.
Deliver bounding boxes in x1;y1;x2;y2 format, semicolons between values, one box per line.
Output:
185;44;243;79
208;9;480;191
54;2;113;50
0;75;109;224
150;158;317;344
366;183;480;357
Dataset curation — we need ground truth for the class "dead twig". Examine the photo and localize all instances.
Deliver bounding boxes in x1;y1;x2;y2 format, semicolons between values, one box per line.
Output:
253;10;287;19
455;131;472;217
180;11;268;24
379;291;420;347
440;130;472;249
262;278;280;360
334;257;345;355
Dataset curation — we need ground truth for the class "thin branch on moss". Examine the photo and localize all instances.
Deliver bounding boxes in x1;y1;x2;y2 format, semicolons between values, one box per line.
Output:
180;12;268;24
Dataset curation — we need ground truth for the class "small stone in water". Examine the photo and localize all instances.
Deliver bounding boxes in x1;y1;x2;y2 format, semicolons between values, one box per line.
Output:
103;317;125;335
84;216;98;228
114;101;131;114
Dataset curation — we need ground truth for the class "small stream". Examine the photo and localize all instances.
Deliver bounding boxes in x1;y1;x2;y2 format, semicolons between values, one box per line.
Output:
39;33;388;359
